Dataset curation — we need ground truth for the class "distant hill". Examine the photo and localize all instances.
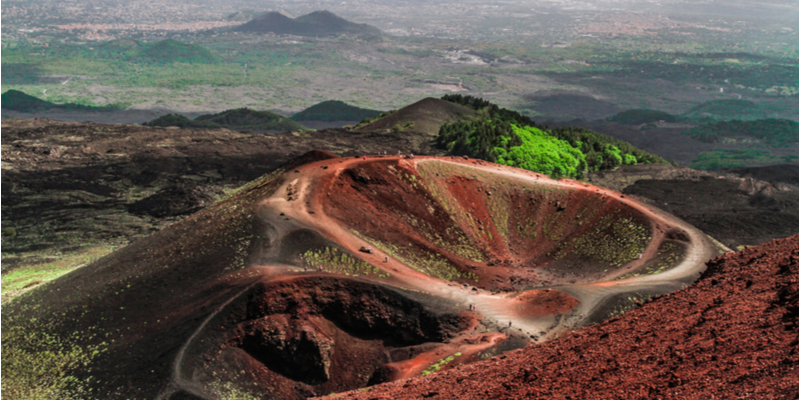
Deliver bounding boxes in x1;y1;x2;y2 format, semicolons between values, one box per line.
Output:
226;10;271;22
134;39;221;64
234;10;381;39
99;39;144;53
608;109;681;125
291;100;381;122
353;97;476;136
198;108;305;132
1;90;116;112
146;108;305;132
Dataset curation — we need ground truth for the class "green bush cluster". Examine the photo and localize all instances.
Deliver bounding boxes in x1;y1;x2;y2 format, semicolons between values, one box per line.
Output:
496;125;586;179
438;95;665;178
300;247;380;277
421;353;461;375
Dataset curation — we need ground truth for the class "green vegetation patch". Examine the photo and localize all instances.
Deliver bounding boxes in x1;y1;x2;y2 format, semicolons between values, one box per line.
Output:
554;212;651;268
689;149;799;170
350;110;398;130
2;323;106;399
2;246;116;302
683;119;798;148
291;100;381;122
1;64;44;85
438;95;666;178
620;241;683;279
496;125;586;179
300;247;380;277
133;39;221;64
608;109;681;125
421;352;462;375
353;231;476;282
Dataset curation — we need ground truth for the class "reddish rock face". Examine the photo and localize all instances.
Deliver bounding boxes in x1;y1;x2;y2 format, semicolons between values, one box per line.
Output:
334;235;799;400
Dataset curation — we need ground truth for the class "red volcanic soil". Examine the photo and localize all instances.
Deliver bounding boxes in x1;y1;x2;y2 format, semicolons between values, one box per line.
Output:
186;276;477;400
512;290;579;318
319;157;681;291
333;235;799;400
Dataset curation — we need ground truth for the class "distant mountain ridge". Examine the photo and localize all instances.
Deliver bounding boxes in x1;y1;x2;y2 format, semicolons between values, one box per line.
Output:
234;10;381;39
145;108;305;133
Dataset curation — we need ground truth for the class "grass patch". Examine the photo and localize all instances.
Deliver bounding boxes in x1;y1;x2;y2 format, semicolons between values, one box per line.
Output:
553;212;650;268
352;231;476;282
619;242;683;279
421;352;462;375
1;325;106;399
1;245;115;302
300;247;380;277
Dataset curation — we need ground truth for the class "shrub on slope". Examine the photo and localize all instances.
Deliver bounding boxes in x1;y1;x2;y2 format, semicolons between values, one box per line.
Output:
438;95;666;177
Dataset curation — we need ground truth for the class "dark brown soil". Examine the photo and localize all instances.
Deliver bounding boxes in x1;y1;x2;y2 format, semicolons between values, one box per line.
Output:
587;163;798;248
0;118;441;271
188;277;475;400
723;163;799;186
333;235;799;400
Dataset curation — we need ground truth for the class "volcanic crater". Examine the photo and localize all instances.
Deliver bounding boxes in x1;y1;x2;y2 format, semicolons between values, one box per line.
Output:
162;154;720;399
3;151;722;400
